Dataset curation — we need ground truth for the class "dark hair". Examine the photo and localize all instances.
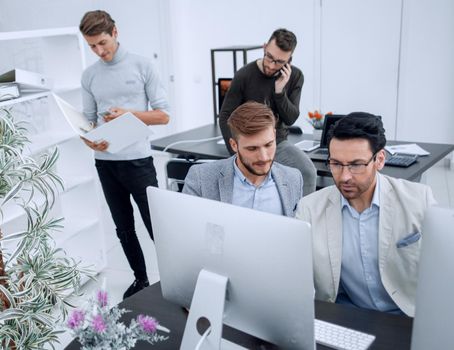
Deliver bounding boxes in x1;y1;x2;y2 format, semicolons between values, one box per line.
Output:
268;28;297;52
79;10;116;36
227;101;276;140
327;112;386;154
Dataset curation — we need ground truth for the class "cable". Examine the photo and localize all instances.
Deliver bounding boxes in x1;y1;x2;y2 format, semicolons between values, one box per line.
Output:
194;326;212;350
162;135;222;153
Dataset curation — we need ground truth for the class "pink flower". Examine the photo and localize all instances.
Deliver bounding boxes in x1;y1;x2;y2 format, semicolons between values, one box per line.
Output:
67;309;85;329
92;314;107;333
137;314;158;333
97;290;108;307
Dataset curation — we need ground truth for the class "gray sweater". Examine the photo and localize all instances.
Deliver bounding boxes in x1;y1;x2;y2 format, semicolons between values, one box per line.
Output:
81;44;170;160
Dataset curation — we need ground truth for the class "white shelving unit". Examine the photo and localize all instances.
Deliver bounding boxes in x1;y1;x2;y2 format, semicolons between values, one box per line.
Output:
0;27;106;276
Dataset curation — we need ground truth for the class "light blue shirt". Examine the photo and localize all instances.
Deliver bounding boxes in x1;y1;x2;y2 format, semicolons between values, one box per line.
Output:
231;157;283;215
337;175;400;313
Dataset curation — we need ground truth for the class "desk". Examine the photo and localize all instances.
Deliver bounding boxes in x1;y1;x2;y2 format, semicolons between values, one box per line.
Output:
151;124;454;182
65;282;413;349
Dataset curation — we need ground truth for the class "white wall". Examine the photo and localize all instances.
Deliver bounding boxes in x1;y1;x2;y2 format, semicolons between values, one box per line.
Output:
166;0;316;132
397;0;454;144
1;0;453;144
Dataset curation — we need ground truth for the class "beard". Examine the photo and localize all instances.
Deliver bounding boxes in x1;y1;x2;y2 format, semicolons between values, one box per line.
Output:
262;60;278;77
237;151;274;177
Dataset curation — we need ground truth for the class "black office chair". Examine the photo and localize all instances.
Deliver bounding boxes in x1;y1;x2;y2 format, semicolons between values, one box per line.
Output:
165;158;214;192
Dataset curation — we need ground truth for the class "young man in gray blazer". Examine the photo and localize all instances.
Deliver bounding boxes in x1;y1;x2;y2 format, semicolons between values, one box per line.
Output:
183;101;303;217
296;113;436;316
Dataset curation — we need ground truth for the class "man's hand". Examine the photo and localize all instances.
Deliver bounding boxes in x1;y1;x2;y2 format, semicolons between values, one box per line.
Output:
103;107;129;122
81;136;109;152
275;63;292;94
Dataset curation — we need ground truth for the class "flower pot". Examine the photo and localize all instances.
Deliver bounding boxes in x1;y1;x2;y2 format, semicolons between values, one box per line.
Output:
313;129;323;141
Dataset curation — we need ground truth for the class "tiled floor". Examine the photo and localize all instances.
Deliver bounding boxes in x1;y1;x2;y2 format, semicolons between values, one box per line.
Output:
56;155;454;349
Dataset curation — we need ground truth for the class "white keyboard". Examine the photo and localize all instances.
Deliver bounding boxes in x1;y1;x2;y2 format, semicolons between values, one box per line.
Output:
315;319;376;350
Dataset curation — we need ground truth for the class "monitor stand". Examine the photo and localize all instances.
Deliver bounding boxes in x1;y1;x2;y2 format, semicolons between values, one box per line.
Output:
181;269;247;350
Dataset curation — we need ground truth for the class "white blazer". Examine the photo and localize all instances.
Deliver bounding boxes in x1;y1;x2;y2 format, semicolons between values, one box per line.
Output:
296;173;436;316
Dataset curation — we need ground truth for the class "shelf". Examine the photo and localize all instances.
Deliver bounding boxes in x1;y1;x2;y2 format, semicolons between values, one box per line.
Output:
0;27;79;41
54;85;82;94
1;202;27;224
63;175;95;192
53;217;100;246
24;132;77;156
210;45;262;123
0;26;104;282
0;91;50;108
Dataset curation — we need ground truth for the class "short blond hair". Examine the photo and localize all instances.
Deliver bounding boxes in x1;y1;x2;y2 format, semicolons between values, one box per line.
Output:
227;102;276;140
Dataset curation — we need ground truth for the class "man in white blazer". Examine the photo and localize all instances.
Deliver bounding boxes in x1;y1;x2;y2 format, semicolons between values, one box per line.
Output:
296;113;436;316
183;101;303;217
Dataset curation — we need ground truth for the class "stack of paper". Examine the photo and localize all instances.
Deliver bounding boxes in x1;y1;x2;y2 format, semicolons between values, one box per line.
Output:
385;143;430;156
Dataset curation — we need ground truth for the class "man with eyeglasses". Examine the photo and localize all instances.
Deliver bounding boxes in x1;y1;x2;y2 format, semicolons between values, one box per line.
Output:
219;28;316;196
296;112;436;317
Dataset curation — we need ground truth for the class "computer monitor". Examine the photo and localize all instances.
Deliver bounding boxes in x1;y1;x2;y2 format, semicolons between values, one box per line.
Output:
147;187;315;349
411;206;454;350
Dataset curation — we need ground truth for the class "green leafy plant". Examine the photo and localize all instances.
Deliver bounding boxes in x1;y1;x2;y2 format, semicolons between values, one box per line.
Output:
0;107;89;349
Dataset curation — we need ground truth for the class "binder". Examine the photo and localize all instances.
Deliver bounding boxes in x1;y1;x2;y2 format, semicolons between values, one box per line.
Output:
0;83;20;101
0;68;53;90
53;94;152;154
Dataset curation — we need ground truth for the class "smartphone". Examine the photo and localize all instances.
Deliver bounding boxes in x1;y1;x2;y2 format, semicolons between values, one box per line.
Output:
274;57;293;78
97;110;111;118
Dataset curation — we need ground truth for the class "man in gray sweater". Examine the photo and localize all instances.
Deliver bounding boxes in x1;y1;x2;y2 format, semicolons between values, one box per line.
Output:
79;10;170;299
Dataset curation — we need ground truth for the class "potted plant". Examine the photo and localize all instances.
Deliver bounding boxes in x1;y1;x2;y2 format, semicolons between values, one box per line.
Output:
0;107;88;349
307;110;332;141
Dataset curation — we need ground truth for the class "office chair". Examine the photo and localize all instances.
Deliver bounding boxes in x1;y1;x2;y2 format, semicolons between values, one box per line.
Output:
165;158;214;192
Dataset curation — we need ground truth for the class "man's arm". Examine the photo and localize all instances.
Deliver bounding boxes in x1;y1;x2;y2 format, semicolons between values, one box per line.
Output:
182;166;202;197
219;76;243;155
105;108;169;125
81;72;98;124
273;69;304;126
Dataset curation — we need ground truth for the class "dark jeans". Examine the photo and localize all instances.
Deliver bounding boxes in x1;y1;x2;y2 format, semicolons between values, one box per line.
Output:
95;157;158;281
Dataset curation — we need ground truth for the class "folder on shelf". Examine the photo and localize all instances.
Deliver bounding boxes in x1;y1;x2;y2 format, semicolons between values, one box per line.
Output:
0;68;53;90
53;94;152;154
0;83;20;101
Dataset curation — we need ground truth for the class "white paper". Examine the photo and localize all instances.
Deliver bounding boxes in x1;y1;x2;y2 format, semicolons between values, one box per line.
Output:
53;93;93;134
385;143;430;156
53;94;152;154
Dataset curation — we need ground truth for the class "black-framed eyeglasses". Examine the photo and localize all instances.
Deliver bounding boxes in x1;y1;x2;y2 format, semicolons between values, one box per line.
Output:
327;153;377;175
264;51;288;66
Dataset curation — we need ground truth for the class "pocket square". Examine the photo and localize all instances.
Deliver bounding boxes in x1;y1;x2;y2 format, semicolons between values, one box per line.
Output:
396;232;421;248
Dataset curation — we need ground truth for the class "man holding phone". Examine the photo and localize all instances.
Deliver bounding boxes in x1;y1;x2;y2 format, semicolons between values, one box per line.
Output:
219;28;316;196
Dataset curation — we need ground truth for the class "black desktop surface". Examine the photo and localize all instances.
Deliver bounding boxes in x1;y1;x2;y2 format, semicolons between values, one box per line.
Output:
150;124;454;183
65;282;413;349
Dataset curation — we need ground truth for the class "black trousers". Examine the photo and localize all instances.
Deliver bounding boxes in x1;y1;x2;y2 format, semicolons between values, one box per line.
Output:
95;157;158;281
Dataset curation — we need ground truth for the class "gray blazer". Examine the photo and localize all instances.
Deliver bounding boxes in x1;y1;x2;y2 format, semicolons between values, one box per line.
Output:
182;156;303;217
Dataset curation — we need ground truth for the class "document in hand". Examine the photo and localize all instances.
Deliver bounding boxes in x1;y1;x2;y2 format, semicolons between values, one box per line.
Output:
53;93;152;154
